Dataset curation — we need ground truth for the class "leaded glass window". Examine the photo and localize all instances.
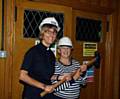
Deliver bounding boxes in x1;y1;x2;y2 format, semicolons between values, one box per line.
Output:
23;9;64;39
76;17;102;42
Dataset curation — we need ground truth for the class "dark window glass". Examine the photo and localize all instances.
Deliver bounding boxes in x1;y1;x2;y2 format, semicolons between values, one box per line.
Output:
76;17;102;42
23;9;64;39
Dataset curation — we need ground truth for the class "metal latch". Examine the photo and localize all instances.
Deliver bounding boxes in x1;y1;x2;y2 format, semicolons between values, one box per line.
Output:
0;50;7;58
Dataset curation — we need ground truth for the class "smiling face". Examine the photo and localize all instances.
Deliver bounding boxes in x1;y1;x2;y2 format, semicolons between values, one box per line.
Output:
40;26;57;47
58;46;72;59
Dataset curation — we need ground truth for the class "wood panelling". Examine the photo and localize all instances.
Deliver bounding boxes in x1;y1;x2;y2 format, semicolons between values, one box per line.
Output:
0;0;119;99
12;2;72;99
90;0;100;5
72;10;107;99
0;59;5;99
103;15;114;99
16;1;72;37
0;0;2;48
113;0;120;98
0;0;5;99
20;0;115;14
3;0;15;99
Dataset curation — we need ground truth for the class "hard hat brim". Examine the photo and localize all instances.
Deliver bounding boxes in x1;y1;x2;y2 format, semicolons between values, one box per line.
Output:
58;45;73;48
39;23;60;32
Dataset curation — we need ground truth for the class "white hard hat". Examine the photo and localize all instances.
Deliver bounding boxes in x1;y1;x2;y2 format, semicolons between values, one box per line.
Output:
58;37;73;48
39;17;60;32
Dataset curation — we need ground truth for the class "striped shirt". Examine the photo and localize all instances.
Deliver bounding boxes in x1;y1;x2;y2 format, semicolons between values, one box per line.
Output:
52;59;87;99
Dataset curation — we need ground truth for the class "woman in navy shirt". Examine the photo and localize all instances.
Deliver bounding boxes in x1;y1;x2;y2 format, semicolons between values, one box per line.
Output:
19;17;60;99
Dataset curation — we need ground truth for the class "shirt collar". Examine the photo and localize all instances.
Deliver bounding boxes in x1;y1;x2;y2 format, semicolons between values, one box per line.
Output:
39;42;50;50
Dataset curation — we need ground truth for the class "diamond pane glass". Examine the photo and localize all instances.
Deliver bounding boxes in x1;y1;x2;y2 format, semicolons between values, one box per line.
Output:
23;9;64;39
76;17;102;42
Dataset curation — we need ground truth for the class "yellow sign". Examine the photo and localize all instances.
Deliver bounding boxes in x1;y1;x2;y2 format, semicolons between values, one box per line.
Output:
83;42;97;56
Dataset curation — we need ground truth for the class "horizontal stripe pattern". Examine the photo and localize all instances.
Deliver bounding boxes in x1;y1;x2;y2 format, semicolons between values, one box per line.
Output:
52;59;87;99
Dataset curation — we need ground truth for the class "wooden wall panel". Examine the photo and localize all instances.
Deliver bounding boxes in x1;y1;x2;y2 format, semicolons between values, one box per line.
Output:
103;16;114;99
3;0;15;99
21;0;114;14
0;0;5;99
0;0;2;49
12;2;72;99
113;0;120;98
100;0;109;7
0;0;119;99
90;0;100;5
0;59;5;99
72;10;107;99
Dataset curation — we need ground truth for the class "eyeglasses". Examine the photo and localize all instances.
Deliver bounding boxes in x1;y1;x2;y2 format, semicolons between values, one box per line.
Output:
45;29;57;35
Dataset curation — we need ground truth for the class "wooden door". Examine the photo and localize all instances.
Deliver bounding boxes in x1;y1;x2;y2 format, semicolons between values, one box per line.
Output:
12;1;72;99
72;10;107;99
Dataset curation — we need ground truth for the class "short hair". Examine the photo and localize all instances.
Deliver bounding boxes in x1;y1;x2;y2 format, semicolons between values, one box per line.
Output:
39;25;57;41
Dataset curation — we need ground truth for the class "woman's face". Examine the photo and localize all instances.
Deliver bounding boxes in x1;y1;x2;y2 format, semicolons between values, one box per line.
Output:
58;47;72;59
42;27;57;47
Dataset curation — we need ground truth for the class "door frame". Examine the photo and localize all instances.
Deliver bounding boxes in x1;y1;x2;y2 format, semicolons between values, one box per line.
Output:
12;2;72;99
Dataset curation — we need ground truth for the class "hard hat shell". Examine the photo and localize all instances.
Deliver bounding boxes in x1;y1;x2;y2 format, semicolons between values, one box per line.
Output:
58;37;73;48
39;17;60;32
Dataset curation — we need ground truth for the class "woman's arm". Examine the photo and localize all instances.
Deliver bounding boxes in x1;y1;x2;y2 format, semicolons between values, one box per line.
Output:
19;70;54;92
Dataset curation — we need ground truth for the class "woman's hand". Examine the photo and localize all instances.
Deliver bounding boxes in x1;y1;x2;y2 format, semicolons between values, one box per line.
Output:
58;73;72;81
44;85;54;93
80;64;87;72
73;65;87;80
73;68;81;80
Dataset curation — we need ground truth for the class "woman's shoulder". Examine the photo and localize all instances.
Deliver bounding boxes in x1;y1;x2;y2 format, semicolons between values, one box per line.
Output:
24;44;42;56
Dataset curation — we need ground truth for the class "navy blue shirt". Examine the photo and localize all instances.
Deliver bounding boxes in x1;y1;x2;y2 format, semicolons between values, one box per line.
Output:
21;43;56;99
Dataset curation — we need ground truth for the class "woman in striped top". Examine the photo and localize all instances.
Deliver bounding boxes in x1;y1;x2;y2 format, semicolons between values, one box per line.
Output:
51;37;87;99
